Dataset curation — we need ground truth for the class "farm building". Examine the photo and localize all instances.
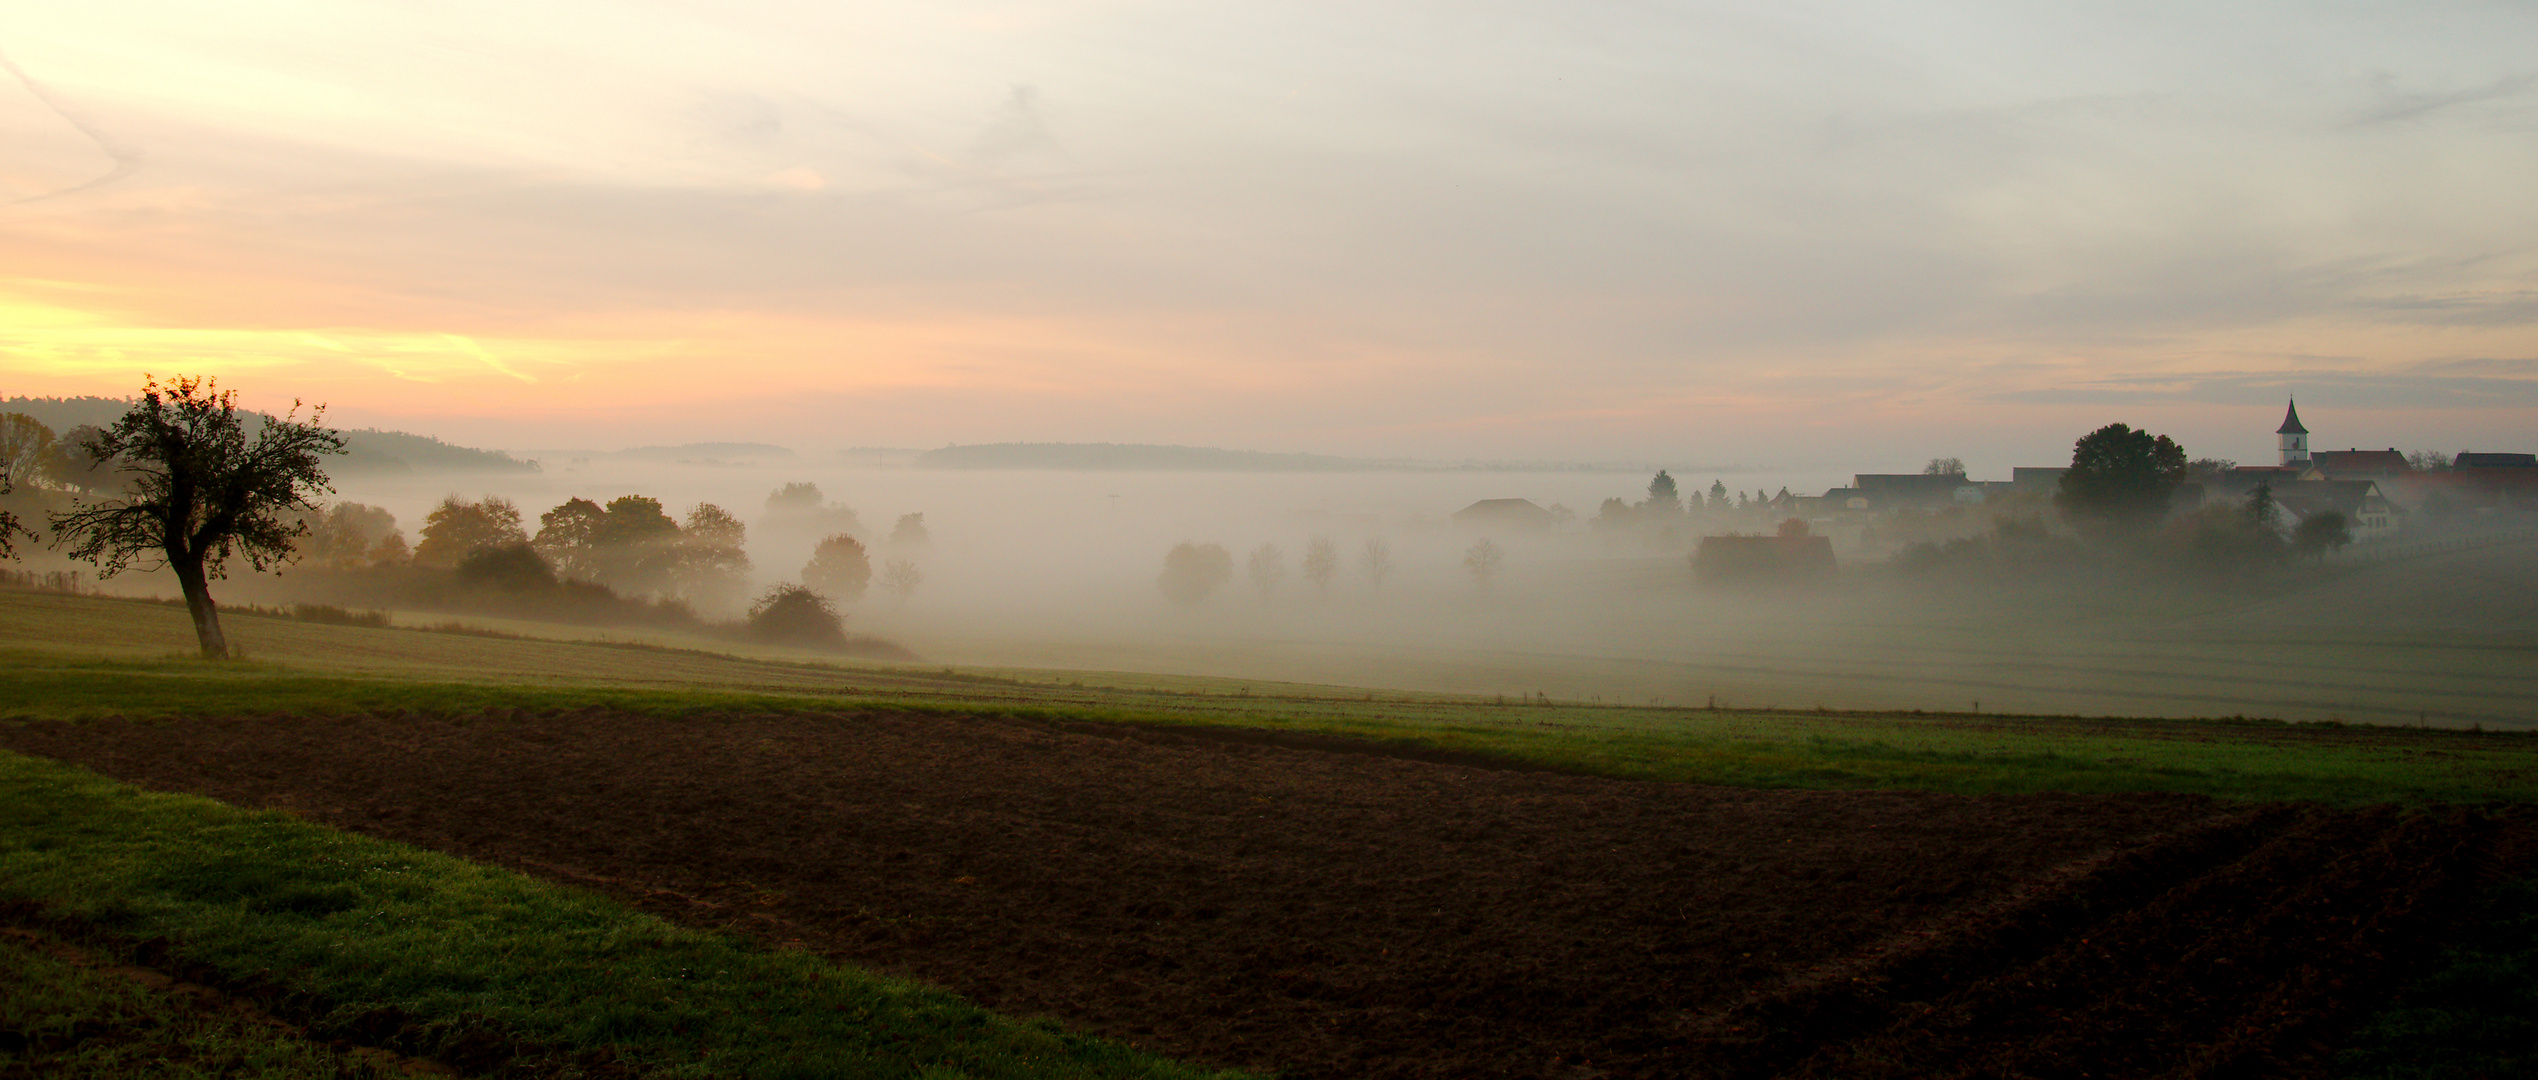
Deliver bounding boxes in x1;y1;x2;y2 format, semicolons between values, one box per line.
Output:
2308;449;2410;481
1452;498;1557;532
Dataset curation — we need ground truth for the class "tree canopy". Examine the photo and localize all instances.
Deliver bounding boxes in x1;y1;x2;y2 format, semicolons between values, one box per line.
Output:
49;375;344;658
1158;542;1233;605
802;533;872;602
2056;423;2187;534
414;495;526;567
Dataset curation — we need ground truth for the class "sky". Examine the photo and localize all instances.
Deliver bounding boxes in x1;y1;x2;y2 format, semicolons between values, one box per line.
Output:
2;0;2535;474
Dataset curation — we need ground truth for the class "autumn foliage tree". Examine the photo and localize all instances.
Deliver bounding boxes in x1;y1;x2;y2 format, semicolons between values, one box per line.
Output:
414;495;526;567
49;376;344;658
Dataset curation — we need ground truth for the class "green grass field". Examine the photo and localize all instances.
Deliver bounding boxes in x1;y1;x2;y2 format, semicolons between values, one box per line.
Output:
6;586;2537;1078
4;590;2534;804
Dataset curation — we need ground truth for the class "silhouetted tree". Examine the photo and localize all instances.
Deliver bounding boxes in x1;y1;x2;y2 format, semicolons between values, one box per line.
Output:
1707;479;1729;510
2292;511;2353;561
1645;470;1681;515
685;503;747;549
1158;542;1233;605
2188;457;2237;481
2405;450;2451;472
0;476;28;561
891;512;929;547
670;503;752;613
2056;423;2188;535
532;497;606;579
1592;497;1634;531
1301;537;1339;595
1246;542;1286;596
414;494;526;568
49;375;344;658
1924;457;1966;477
803;533;872;602
2244;481;2285;538
455;541;558;591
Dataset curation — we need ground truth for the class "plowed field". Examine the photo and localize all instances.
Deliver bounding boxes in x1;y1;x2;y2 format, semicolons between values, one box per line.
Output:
3;709;2522;1079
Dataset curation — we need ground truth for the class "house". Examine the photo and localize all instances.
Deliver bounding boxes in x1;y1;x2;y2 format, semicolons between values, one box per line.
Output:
2010;467;2068;496
1851;473;1970;512
2457;452;2538;469
2308;449;2410;481
2269;479;2403;539
1451;498;1556;532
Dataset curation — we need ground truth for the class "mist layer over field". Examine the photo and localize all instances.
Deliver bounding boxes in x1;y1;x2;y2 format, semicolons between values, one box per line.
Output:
57;458;2538;730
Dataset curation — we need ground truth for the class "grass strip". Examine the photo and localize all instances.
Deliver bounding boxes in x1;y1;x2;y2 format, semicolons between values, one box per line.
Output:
8;651;2538;804
0;749;1251;1080
0;929;385;1079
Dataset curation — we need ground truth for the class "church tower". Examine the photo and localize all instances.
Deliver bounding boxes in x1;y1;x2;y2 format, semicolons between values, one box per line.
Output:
2277;399;2309;466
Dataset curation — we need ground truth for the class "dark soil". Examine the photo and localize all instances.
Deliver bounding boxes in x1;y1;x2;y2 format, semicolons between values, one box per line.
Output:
2;709;2521;1079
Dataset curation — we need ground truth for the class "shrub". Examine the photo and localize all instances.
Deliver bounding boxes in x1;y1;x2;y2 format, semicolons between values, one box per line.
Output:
1157;542;1233;605
747;584;848;648
453;542;559;592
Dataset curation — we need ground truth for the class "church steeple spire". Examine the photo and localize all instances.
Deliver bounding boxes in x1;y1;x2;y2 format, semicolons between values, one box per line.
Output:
2277;399;2310;465
2277;399;2307;436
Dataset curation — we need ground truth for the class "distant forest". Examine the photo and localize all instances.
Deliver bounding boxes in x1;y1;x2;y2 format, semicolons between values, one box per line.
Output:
2;397;538;475
916;442;1393;472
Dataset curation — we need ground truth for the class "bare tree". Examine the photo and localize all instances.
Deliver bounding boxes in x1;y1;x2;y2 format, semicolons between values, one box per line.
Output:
1301;537;1339;595
1924;457;1967;477
50;375;344;658
882;558;922;604
1463;537;1504;592
1359;537;1393;591
1245;542;1286;597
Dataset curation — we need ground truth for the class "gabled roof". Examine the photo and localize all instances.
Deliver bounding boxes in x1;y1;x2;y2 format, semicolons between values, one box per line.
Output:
2277;399;2308;435
2457;452;2537;469
1451;498;1555;529
2309;449;2408;478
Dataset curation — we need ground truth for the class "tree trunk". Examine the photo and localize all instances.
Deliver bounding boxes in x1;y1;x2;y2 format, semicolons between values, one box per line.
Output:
170;554;229;660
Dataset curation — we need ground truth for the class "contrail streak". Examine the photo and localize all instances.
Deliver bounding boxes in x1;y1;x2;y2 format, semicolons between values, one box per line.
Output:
0;45;143;202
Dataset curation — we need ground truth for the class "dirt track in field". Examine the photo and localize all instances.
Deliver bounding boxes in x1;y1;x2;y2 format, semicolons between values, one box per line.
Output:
3;709;2522;1079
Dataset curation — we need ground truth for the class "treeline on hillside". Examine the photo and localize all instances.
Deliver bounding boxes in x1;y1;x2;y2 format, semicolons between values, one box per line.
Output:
1;399;536;476
263;482;926;653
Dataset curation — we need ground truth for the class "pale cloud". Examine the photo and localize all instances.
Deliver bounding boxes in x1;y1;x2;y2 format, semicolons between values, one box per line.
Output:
2;0;2535;461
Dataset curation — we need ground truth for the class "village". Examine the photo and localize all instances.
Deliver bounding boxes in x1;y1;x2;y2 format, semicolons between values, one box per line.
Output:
1454;400;2538;573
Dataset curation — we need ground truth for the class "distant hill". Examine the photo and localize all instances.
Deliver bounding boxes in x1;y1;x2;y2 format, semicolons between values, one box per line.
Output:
0;397;537;475
606;443;795;463
915;442;1394;471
